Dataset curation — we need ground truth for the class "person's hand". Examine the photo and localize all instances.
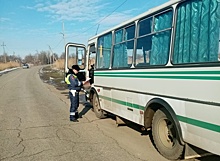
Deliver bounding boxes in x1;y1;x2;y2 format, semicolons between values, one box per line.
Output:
83;81;91;89
83;78;91;85
83;81;90;85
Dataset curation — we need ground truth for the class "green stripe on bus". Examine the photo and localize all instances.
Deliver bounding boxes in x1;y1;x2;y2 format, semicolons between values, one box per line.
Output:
99;95;145;110
177;115;220;133
94;70;220;80
95;70;220;75
99;95;220;133
94;74;220;80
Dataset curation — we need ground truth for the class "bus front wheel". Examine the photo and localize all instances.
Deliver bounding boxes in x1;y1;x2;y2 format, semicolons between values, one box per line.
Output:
92;93;106;119
152;108;184;160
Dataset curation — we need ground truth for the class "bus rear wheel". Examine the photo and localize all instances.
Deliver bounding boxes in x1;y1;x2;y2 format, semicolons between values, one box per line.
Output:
152;108;184;160
92;93;106;119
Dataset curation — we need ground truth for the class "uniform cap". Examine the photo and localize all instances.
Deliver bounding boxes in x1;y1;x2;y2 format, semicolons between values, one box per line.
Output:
72;65;81;71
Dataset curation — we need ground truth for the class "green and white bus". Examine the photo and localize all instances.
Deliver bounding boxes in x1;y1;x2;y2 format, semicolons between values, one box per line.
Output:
65;0;220;160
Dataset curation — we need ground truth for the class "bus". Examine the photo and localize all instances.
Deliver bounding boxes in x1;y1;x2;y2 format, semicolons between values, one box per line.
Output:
64;0;220;160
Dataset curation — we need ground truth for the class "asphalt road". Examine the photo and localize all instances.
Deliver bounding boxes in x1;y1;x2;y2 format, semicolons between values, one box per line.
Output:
0;66;219;161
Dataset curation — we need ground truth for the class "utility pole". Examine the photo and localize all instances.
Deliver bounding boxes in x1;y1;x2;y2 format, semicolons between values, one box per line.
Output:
13;51;15;62
1;42;6;63
48;45;53;64
36;50;39;65
62;21;66;46
46;47;50;64
60;21;66;53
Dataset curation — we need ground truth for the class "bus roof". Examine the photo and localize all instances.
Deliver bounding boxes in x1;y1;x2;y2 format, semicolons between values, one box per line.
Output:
88;0;181;43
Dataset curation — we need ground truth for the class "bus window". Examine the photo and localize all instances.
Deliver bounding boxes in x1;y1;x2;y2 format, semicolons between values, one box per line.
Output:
124;25;135;41
88;51;95;84
173;0;220;64
88;45;96;70
138;17;152;36
136;10;172;66
150;10;172;65
136;17;153;67
67;45;86;70
115;29;123;44
97;33;112;69
113;41;134;68
113;24;135;68
136;35;152;66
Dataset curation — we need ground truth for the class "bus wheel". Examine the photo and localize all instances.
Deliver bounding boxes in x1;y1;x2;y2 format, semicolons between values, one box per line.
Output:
152;108;184;160
92;93;106;119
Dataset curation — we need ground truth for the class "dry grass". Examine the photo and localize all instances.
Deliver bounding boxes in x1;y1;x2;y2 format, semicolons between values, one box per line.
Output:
52;58;77;70
52;58;97;70
0;62;20;71
53;59;65;70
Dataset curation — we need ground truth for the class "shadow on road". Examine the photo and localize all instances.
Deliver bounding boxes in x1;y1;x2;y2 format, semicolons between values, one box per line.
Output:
79;103;93;118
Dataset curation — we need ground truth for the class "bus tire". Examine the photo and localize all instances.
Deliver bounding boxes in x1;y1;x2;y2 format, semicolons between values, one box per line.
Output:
92;93;106;119
152;108;184;160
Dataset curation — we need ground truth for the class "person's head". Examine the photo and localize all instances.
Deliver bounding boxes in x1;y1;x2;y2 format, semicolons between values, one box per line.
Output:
72;65;81;74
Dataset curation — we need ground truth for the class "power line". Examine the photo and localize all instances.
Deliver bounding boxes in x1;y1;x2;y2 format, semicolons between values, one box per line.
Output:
51;38;63;50
97;0;128;24
49;1;128;54
66;0;128;39
95;24;100;35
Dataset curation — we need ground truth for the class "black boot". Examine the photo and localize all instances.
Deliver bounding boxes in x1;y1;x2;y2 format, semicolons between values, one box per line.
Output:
70;116;78;122
75;112;79;119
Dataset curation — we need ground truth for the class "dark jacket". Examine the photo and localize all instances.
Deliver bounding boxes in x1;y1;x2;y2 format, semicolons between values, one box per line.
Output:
67;73;82;92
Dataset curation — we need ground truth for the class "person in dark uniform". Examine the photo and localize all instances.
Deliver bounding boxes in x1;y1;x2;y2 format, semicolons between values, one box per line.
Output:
65;65;85;122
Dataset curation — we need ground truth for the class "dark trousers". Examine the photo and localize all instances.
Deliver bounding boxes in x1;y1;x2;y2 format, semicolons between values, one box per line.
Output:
69;91;79;119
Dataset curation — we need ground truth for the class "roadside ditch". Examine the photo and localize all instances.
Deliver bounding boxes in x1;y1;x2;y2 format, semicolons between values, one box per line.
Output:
39;66;67;90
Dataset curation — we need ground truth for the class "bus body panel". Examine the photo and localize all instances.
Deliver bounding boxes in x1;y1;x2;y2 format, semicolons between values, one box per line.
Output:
93;66;220;155
94;67;220;104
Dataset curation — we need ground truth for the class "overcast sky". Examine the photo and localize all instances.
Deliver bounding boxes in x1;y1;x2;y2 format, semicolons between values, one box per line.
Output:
0;0;168;58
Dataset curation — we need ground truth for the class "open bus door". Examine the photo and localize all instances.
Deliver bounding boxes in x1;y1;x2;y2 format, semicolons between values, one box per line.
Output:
65;43;87;81
87;44;96;85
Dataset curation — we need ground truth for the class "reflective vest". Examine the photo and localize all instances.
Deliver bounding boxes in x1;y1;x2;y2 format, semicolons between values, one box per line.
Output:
65;74;77;84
